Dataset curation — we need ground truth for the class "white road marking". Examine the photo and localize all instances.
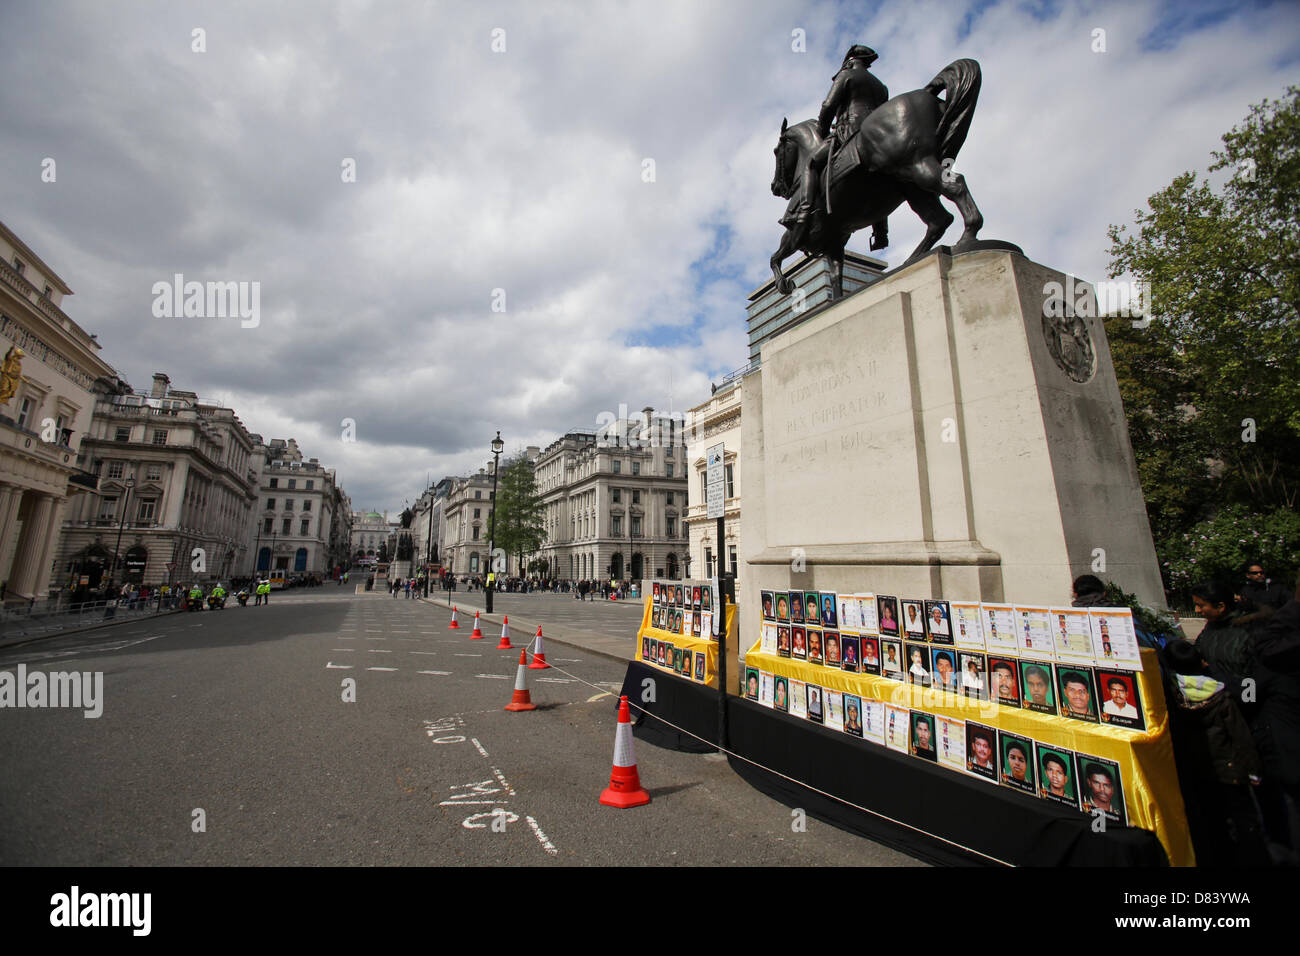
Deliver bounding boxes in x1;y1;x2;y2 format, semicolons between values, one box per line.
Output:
454;653;482;657
536;678;574;684
368;649;393;653
326;662;354;669
490;767;516;796
587;692;613;702
418;670;452;676
526;816;558;856
475;673;509;680
470;738;489;757
366;666;398;672
410;651;439;656
332;648;356;652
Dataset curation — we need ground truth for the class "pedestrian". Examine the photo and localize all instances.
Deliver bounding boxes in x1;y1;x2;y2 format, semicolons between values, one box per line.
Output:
1241;562;1290;614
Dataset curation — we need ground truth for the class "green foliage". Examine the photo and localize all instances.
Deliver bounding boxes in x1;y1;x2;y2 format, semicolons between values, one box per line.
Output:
1107;87;1300;588
492;453;545;567
1158;505;1300;592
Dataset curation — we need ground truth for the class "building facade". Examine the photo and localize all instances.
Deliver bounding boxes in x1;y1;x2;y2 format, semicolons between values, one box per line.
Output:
685;382;743;584
248;437;350;579
533;407;689;583
0;221;117;602
439;470;496;577
56;373;258;590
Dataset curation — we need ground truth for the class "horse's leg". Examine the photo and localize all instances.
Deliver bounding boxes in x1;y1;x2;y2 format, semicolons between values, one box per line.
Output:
770;226;803;295
900;155;984;245
898;183;953;266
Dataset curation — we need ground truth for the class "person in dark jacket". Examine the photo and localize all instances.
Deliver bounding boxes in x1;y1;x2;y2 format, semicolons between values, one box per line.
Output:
1241;562;1291;613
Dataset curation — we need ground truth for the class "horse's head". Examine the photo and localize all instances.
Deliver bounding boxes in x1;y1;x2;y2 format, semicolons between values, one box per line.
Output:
771;117;798;198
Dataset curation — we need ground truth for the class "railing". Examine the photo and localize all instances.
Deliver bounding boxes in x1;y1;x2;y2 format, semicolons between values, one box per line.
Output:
0;594;181;640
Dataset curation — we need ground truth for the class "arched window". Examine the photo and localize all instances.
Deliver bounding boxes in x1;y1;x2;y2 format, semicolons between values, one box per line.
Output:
258;547;271;571
294;548;308;572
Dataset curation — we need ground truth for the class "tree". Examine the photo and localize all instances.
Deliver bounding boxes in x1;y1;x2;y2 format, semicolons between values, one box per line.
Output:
491;453;546;574
1107;87;1300;592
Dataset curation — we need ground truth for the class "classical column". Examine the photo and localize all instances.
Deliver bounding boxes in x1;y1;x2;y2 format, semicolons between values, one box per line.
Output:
0;483;23;589
32;495;68;598
8;492;54;599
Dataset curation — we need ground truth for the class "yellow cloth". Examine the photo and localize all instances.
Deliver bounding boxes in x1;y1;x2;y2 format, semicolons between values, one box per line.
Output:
635;596;737;689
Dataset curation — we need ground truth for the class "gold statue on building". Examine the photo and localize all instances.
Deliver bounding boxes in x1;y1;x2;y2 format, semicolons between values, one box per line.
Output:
0;346;24;404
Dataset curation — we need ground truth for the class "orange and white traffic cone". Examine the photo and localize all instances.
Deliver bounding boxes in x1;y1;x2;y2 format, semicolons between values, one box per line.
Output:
495;616;513;649
600;696;650;808
528;624;550;669
470;611;484;639
448;605;460;629
504;649;536;712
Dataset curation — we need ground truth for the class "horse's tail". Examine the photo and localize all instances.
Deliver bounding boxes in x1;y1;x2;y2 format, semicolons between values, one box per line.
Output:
928;58;981;161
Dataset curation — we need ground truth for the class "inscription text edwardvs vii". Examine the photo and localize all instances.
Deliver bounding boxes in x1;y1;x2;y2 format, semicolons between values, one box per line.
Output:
781;359;888;464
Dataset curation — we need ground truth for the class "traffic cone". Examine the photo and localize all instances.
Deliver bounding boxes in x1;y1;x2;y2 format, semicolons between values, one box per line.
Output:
470;611;484;640
495;616;513;649
600;696;650;808
448;605;460;629
504;650;536;712
528;625;550;669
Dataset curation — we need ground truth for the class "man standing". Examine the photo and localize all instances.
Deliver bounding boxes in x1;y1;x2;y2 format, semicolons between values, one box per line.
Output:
1241;563;1289;612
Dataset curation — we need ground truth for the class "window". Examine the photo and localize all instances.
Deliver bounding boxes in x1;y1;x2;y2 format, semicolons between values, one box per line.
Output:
305;480;314;490
633;490;641;505
151;429;168;445
632;460;640;476
137;498;157;522
107;460;125;479
475;490;481;499
701;473;707;498
704;547;713;579
43;284;52;298
99;496;119;521
632;517;642;536
612;489;621;504
666;463;674;478
270;478;278;489
667;517;677;537
266;498;276;511
301;519;311;535
667;492;674;506
288;479;296;489
284;499;293;511
666;445;673;459
115;426;130;443
473;508;481;519
303;500;311;512
282;518;291;534
472;526;480;540
12;257;24;275
264;518;274;533
17;397;33;429
145;465;162;481
613;516;623;536
729;545;738;577
613;460;621;474
726;464;735;498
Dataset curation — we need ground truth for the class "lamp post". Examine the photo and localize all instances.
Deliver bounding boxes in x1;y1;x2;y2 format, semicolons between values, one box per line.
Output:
424;488;437;597
108;475;136;594
485;430;504;614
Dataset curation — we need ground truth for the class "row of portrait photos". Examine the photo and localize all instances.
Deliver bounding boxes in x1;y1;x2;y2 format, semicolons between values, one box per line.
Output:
760;590;1144;672
757;624;1146;730
643;637;707;682
744;667;1128;826
651;580;718;639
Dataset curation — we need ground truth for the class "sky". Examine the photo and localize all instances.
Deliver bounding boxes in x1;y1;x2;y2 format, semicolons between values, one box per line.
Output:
2;0;1296;514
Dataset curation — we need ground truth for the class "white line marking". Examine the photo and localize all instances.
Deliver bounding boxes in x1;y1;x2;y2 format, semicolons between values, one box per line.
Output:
526;816;559;856
491;767;516;795
418;670;452;676
475;674;509;680
326;663;354;669
368;649;393;653
366;666;398;672
454;653;482;657
471;738;489;757
536;678;574;683
587;692;613;702
332;648;356;652
410;651;439;656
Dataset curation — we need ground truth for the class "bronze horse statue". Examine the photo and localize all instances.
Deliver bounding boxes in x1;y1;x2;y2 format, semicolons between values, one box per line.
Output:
770;58;988;299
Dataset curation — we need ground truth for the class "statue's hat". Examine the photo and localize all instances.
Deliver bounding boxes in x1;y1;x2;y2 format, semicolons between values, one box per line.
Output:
843;44;878;67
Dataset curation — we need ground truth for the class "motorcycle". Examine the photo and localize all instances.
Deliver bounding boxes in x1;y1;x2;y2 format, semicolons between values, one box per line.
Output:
236;590;249;607
207;593;226;610
186;595;203;612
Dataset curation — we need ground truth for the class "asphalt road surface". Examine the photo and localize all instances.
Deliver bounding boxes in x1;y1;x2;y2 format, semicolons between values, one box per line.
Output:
0;589;922;866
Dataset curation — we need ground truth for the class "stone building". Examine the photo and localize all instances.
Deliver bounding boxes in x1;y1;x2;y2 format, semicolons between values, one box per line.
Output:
350;509;391;562
685;378;743;583
533;407;689;582
56;373;258;589
247;437;351;579
0;220;116;602
439;469;496;577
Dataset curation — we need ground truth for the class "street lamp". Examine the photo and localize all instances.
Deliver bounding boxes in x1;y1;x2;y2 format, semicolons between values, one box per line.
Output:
107;475;136;594
486;430;504;614
424;487;437;597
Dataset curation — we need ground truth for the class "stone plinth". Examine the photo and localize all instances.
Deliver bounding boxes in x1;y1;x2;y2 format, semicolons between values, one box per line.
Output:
740;248;1164;620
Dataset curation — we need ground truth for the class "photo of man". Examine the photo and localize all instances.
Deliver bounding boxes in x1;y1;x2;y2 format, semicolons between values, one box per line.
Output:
791;626;807;660
672;648;683;673
745;667;759;700
775;594;790;622
844;695;863;737
1098;671;1145;730
932;649;960;692
960;653;987;699
774;676;789;712
761;591;774;620
906;643;931;687
1037;745;1079;808
903;600;926;639
966;724;997;781
998;733;1036;794
807;685;823;724
910;712;937;761
777;626;791;658
692;586;702;609
881;639;903;680
1019;661;1056;715
653;582;661;602
1077;755;1127;825
789;592;804;623
824;631;840;667
675;585;684;606
989;658;1021;707
877;596;900;636
692;610;702;637
701;587;712;612
804;591;820;625
821;593;837;627
807;628;823;665
925;600;953;644
837;635;859;673
657;642;668;666
694;652;706;682
1058;668;1099;722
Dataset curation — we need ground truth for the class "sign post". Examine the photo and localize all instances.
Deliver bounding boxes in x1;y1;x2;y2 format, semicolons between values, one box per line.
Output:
706;443;728;750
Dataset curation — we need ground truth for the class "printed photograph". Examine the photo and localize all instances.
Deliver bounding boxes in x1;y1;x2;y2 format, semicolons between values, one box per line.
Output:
959;652;988;699
905;641;931;687
806;684;824;724
1057;667;1100;723
925;600;953;644
761;590;774;621
804;591;820;625
877;595;901;637
1077;753;1128;826
1019;660;1056;715
965;722;998;782
789;590;805;624
775;592;790;622
820;592;838;628
884;705;910;753
759;670;774;706
745;666;759;700
694;652;706;682
843;693;864;737
902;599;927;639
824;690;843;731
774;676;789;713
930;647;961;693
998;732;1037;794
1037;744;1080;809
909;711;937;761
840;634;861;673
791;625;807;660
823;630;841;667
806;627;824;665
777;625;791;658
880;639;904;680
789;679;807;720
988;657;1021;708
1097;670;1146;731
859;636;880;676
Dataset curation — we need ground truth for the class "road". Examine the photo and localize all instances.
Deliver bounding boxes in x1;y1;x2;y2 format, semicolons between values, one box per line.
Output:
0;589;922;866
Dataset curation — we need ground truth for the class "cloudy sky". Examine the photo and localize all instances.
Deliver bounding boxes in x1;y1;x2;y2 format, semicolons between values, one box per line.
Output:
2;0;1296;514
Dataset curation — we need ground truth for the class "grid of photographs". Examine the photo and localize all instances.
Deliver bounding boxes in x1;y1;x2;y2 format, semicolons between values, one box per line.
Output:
640;635;711;685
649;578;719;640
746;662;1130;825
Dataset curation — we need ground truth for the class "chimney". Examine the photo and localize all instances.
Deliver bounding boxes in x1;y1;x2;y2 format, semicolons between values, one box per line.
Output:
151;373;170;398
